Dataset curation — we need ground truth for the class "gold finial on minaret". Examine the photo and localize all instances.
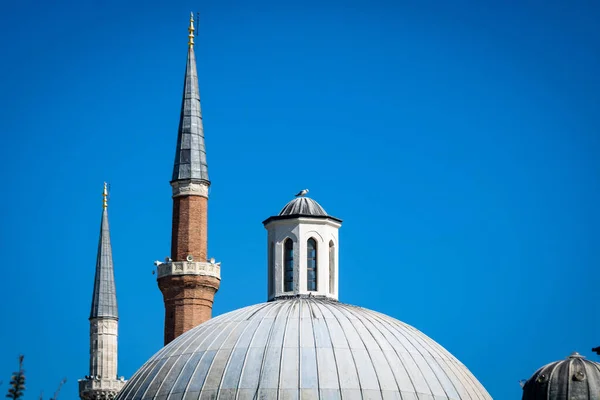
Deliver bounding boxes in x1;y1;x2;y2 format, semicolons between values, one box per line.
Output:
103;182;108;210
188;12;195;47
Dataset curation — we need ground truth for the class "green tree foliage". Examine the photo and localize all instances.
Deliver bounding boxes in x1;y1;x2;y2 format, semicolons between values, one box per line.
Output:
4;356;66;400
6;356;25;399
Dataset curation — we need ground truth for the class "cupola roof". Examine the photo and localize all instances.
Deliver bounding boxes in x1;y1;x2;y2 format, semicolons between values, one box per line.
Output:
522;352;600;400
279;196;328;216
263;195;342;225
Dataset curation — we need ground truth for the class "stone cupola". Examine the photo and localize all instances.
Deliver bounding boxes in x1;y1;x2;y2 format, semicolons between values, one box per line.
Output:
262;194;342;301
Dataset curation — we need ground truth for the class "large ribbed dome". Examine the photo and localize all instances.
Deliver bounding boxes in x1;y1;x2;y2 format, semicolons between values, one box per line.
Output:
117;297;491;400
522;352;600;399
279;197;328;217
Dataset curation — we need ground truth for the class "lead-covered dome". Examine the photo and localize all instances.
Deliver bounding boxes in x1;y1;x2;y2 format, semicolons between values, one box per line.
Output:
279;197;328;217
522;352;600;400
117;297;491;400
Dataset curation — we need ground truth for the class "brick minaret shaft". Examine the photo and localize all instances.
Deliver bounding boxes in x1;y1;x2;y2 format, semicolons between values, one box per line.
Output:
171;195;207;261
157;13;221;346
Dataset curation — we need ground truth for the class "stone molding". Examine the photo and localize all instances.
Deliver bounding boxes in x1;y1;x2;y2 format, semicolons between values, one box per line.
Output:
78;379;126;400
171;180;209;198
264;216;342;229
157;261;221;280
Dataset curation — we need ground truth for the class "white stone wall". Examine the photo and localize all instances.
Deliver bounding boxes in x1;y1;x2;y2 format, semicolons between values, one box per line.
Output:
80;318;126;399
265;217;341;300
89;318;119;380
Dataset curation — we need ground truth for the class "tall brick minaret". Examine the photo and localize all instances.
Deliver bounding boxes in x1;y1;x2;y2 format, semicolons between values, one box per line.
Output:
79;183;126;400
156;13;221;346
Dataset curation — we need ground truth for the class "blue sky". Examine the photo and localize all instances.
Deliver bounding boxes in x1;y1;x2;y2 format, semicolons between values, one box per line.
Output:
0;0;599;398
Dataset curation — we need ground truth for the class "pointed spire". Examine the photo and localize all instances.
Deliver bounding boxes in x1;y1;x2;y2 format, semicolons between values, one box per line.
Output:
172;13;209;184
90;183;118;319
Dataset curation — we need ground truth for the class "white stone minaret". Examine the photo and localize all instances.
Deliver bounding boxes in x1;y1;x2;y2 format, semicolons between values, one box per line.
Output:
79;183;126;400
263;194;342;301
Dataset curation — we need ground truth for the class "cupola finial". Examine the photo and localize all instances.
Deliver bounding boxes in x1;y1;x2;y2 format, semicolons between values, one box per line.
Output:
103;182;108;210
188;12;195;47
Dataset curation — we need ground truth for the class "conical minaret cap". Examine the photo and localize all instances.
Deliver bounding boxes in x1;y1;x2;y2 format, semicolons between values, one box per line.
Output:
90;183;118;319
172;13;209;184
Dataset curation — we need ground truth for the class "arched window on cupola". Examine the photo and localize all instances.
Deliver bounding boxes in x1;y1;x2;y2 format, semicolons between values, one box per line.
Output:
284;239;294;292
307;238;317;291
329;240;335;295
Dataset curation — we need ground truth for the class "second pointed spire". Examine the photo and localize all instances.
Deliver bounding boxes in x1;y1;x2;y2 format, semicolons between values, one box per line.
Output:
172;12;209;184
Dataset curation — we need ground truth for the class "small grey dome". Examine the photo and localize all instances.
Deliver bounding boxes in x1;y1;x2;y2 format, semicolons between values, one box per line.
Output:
116;297;491;400
522;352;600;400
279;197;328;217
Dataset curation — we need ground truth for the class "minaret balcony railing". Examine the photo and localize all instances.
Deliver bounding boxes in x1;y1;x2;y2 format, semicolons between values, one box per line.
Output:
78;378;126;399
157;261;221;280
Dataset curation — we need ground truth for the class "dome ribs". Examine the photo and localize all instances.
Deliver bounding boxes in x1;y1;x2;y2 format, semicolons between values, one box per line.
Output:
115;299;492;400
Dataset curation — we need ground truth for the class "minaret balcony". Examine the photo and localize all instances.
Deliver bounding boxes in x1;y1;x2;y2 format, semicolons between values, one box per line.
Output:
156;260;221;280
78;378;126;400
